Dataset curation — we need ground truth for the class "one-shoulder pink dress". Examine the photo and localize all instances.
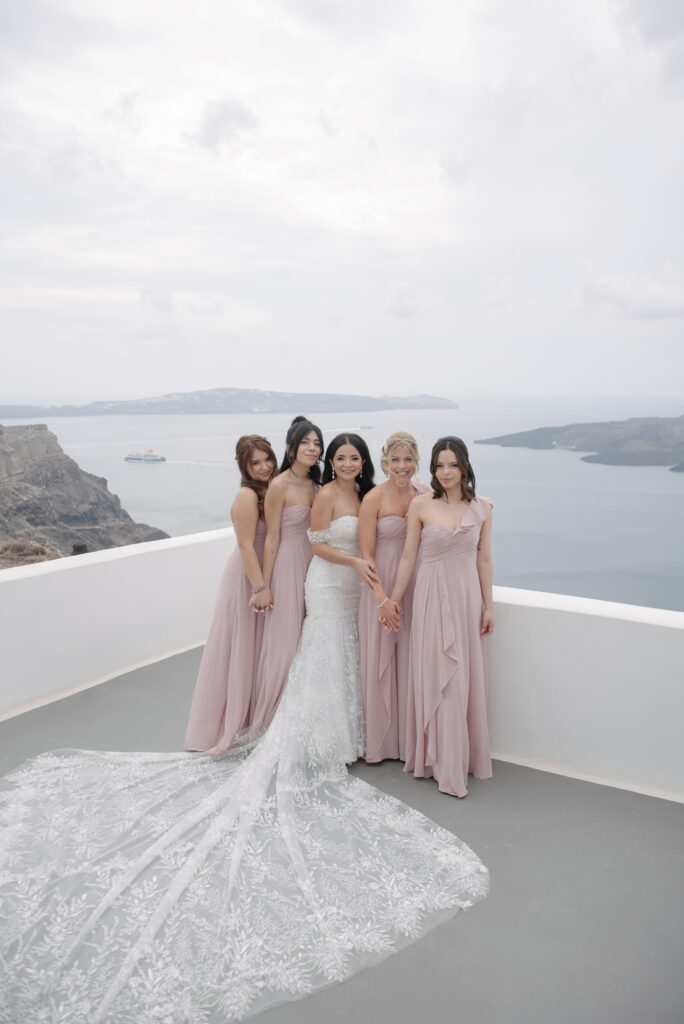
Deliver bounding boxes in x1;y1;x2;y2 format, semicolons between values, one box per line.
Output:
184;519;266;754
404;496;493;797
251;504;313;732
360;515;416;762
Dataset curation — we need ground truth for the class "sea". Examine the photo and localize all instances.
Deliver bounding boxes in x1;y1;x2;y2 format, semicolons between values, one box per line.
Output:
5;395;683;613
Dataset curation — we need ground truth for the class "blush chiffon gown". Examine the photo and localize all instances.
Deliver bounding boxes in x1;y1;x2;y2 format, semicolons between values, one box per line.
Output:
0;516;488;1023
359;483;430;764
405;496;494;798
250;504;312;731
360;516;415;762
184;520;267;754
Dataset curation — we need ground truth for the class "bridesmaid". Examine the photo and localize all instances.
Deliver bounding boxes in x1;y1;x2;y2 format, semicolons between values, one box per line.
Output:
388;437;494;797
184;434;277;754
359;431;429;762
250;416;324;730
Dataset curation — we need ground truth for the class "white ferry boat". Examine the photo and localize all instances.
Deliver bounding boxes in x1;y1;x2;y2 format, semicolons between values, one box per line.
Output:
124;449;166;463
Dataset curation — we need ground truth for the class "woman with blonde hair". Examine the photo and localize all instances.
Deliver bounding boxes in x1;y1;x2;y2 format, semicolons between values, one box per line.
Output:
358;430;429;761
185;434;277;753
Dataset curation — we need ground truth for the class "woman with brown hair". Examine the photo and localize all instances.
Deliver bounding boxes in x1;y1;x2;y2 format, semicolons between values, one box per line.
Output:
184;434;277;753
388;436;494;797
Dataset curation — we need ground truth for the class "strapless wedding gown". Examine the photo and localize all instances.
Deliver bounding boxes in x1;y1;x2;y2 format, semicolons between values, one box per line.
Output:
0;517;488;1023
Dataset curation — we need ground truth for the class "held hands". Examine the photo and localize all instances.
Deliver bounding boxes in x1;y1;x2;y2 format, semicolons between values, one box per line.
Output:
250;586;274;613
480;609;494;636
378;597;401;633
352;558;380;590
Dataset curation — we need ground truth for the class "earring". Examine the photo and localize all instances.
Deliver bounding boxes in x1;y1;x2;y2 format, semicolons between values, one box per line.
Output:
331;467;336;480
358;466;364;480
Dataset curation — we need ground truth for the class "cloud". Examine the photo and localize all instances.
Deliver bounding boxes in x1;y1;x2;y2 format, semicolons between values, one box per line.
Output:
583;266;684;320
140;289;174;313
103;91;143;135
618;0;684;44
186;98;259;154
386;286;420;320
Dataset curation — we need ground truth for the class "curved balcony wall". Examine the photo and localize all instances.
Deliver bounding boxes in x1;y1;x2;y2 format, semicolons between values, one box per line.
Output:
1;532;683;801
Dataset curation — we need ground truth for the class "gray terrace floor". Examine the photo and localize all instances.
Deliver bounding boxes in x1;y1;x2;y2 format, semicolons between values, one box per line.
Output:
1;649;683;1024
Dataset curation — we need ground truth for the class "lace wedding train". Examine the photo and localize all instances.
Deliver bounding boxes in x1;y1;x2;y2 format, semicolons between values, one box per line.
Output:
0;517;488;1023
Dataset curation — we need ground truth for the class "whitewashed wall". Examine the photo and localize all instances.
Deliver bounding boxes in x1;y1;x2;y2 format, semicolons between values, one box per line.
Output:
1;537;683;800
0;530;234;719
488;588;684;801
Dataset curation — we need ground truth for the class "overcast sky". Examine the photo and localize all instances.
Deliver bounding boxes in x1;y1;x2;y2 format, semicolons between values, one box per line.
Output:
1;0;683;405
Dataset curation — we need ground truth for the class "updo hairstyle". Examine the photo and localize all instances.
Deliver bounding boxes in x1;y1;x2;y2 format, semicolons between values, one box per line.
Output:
380;430;420;477
279;415;324;485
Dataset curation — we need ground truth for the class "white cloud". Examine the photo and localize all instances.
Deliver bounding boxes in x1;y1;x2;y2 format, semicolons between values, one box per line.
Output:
186;98;260;154
0;0;683;403
583;266;684;320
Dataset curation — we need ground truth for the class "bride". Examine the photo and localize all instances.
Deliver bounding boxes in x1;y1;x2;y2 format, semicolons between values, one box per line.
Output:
0;433;489;1024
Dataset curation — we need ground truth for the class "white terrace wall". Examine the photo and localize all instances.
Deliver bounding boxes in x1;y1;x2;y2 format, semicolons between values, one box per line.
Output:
0;530;235;720
1;536;683;800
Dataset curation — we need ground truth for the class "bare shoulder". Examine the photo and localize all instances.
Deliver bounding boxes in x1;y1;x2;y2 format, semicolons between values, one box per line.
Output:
268;472;289;494
408;491;433;523
232;485;258;510
361;484;383;510
312;483;335;511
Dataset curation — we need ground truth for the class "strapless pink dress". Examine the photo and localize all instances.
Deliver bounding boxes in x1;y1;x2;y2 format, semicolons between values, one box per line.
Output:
251;504;313;732
405;496;493;797
184;519;266;754
360;515;416;762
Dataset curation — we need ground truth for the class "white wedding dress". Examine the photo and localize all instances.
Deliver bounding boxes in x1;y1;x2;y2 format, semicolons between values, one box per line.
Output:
0;517;488;1023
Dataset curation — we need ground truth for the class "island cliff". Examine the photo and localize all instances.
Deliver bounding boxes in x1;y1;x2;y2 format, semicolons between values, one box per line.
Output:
0;387;458;418
0;424;169;569
475;415;684;471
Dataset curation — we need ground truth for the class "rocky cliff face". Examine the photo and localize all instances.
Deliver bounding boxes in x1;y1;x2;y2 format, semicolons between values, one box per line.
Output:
0;424;169;568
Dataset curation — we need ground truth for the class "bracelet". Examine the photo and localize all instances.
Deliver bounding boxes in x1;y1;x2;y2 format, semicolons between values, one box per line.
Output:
252;584;268;595
377;597;389;609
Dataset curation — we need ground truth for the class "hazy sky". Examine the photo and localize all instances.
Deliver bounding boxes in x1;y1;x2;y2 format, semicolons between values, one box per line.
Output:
1;0;683;405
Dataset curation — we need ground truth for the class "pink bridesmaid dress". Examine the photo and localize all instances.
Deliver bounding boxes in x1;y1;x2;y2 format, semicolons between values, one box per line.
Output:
405;496;493;797
360;482;430;763
360;515;415;762
185;519;266;754
251;504;313;730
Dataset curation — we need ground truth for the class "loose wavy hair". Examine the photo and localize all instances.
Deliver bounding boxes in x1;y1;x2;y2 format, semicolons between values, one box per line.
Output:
430;436;476;503
321;433;375;499
278;415;324;485
235;434;277;517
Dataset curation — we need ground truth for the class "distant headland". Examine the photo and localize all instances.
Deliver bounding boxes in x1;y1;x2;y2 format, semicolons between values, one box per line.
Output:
0;388;458;418
476;414;684;472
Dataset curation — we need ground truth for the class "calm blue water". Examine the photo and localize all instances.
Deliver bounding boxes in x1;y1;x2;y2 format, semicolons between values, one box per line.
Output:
6;396;684;612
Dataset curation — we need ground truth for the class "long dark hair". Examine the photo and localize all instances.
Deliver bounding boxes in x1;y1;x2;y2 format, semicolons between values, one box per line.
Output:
235;434;277;517
430;436;476;503
278;415;324;485
322;433;375;499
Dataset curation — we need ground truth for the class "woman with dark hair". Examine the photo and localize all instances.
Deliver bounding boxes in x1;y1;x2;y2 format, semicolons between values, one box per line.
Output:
320;431;375;498
184;434;277;754
388;436;494;797
250;417;323;733
359;430;430;763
